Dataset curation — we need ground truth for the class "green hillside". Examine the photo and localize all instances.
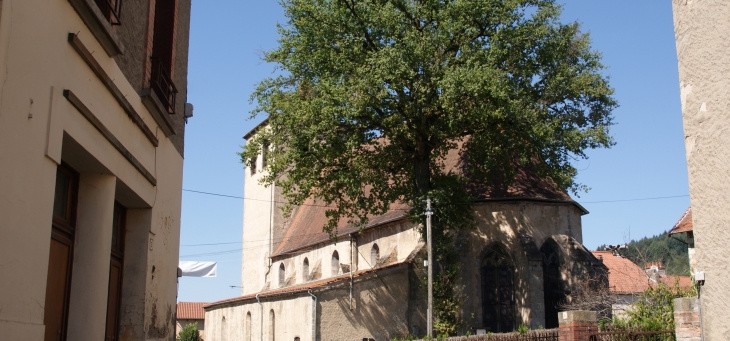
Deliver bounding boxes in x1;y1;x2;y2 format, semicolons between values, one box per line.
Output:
597;231;690;276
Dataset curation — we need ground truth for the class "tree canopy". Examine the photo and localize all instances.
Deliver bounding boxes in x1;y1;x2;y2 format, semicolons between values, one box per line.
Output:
242;0;617;234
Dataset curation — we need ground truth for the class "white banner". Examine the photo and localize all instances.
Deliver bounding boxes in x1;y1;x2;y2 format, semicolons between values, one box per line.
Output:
179;261;217;277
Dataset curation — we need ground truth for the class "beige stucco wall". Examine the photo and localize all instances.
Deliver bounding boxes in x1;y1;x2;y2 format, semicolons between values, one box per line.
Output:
268;220;422;290
0;0;184;340
207;265;412;341
206;295;314;341
241;150;278;295
672;0;730;339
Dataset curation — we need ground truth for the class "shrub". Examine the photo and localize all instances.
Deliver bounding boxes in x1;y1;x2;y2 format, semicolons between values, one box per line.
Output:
177;322;200;341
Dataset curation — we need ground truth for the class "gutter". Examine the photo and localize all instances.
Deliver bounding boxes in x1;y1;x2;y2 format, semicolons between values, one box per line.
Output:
307;289;317;341
256;294;263;341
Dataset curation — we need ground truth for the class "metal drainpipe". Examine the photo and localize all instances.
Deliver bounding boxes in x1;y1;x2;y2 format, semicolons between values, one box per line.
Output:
256;294;263;341
349;234;355;310
308;289;317;341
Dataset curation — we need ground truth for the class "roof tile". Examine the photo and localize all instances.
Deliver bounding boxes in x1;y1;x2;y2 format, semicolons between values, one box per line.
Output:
177;302;208;320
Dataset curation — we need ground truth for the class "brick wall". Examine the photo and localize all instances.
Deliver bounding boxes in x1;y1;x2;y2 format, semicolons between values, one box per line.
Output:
674;297;701;341
558;311;597;341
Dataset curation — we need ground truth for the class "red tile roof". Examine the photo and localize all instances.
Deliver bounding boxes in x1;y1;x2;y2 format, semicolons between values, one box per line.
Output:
668;207;693;235
659;275;693;289
592;251;650;294
205;261;409;310
177;302;208;320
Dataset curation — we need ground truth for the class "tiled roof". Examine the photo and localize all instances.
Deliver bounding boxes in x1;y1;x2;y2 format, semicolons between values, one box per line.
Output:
659;275;693;289
668;207;693;235
271;144;581;257
205;261;409;310
177;302;208;320
592;251;650;294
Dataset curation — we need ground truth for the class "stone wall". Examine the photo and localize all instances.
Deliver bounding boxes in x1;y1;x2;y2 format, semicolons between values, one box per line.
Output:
672;0;730;339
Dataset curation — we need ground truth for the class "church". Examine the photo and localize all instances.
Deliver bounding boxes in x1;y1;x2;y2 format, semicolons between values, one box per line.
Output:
203;121;606;341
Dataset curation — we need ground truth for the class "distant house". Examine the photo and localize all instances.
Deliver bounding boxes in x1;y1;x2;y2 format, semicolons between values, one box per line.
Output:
668;207;695;272
593;251;692;318
592;251;650;304
177;302;208;340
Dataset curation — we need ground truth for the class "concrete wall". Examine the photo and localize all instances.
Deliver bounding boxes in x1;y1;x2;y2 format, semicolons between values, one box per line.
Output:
672;0;730;339
0;0;189;339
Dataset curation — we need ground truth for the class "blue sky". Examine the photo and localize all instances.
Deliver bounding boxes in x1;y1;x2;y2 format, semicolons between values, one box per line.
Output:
178;1;689;303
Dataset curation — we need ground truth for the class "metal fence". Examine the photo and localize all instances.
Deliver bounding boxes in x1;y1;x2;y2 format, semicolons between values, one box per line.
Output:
589;330;675;341
412;329;559;341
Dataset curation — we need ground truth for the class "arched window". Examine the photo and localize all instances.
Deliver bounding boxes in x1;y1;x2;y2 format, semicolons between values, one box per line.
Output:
481;246;515;333
370;244;380;267
269;309;275;341
331;251;340;276
245;312;252;341
279;263;286;287
541;239;567;329
302;258;310;281
221;316;227;341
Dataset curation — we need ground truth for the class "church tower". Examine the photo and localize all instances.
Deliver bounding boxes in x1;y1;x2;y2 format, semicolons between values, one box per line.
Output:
240;121;277;295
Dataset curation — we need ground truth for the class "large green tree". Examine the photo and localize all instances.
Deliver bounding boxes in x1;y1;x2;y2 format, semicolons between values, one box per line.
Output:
242;1;616;334
243;0;616;232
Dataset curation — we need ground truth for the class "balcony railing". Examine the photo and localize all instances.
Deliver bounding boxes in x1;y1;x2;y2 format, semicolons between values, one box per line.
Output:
150;56;178;114
94;0;123;26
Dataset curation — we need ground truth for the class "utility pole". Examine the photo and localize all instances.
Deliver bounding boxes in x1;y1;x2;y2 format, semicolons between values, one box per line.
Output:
425;197;434;337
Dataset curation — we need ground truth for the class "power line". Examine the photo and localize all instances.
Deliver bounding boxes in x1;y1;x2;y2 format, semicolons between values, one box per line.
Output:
580;194;689;204
183;188;409;210
184;187;689;206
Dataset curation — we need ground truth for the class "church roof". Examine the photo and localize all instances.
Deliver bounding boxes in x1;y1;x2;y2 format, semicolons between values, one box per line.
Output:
668;207;693;236
271;150;584;257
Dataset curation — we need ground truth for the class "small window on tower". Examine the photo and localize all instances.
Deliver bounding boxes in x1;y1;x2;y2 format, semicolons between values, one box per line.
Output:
262;141;270;169
250;156;257;175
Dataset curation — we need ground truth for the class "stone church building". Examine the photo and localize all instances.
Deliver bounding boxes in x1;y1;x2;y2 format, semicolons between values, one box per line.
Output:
204;122;606;341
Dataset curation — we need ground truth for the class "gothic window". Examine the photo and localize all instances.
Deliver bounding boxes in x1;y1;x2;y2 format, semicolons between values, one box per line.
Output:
250;156;257;175
370;244;379;267
221;316;227;341
269;309;275;341
279;263;286;287
302;258;309;281
245;312;252;341
481;246;515;333
331;251;340;276
541;239;567;329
